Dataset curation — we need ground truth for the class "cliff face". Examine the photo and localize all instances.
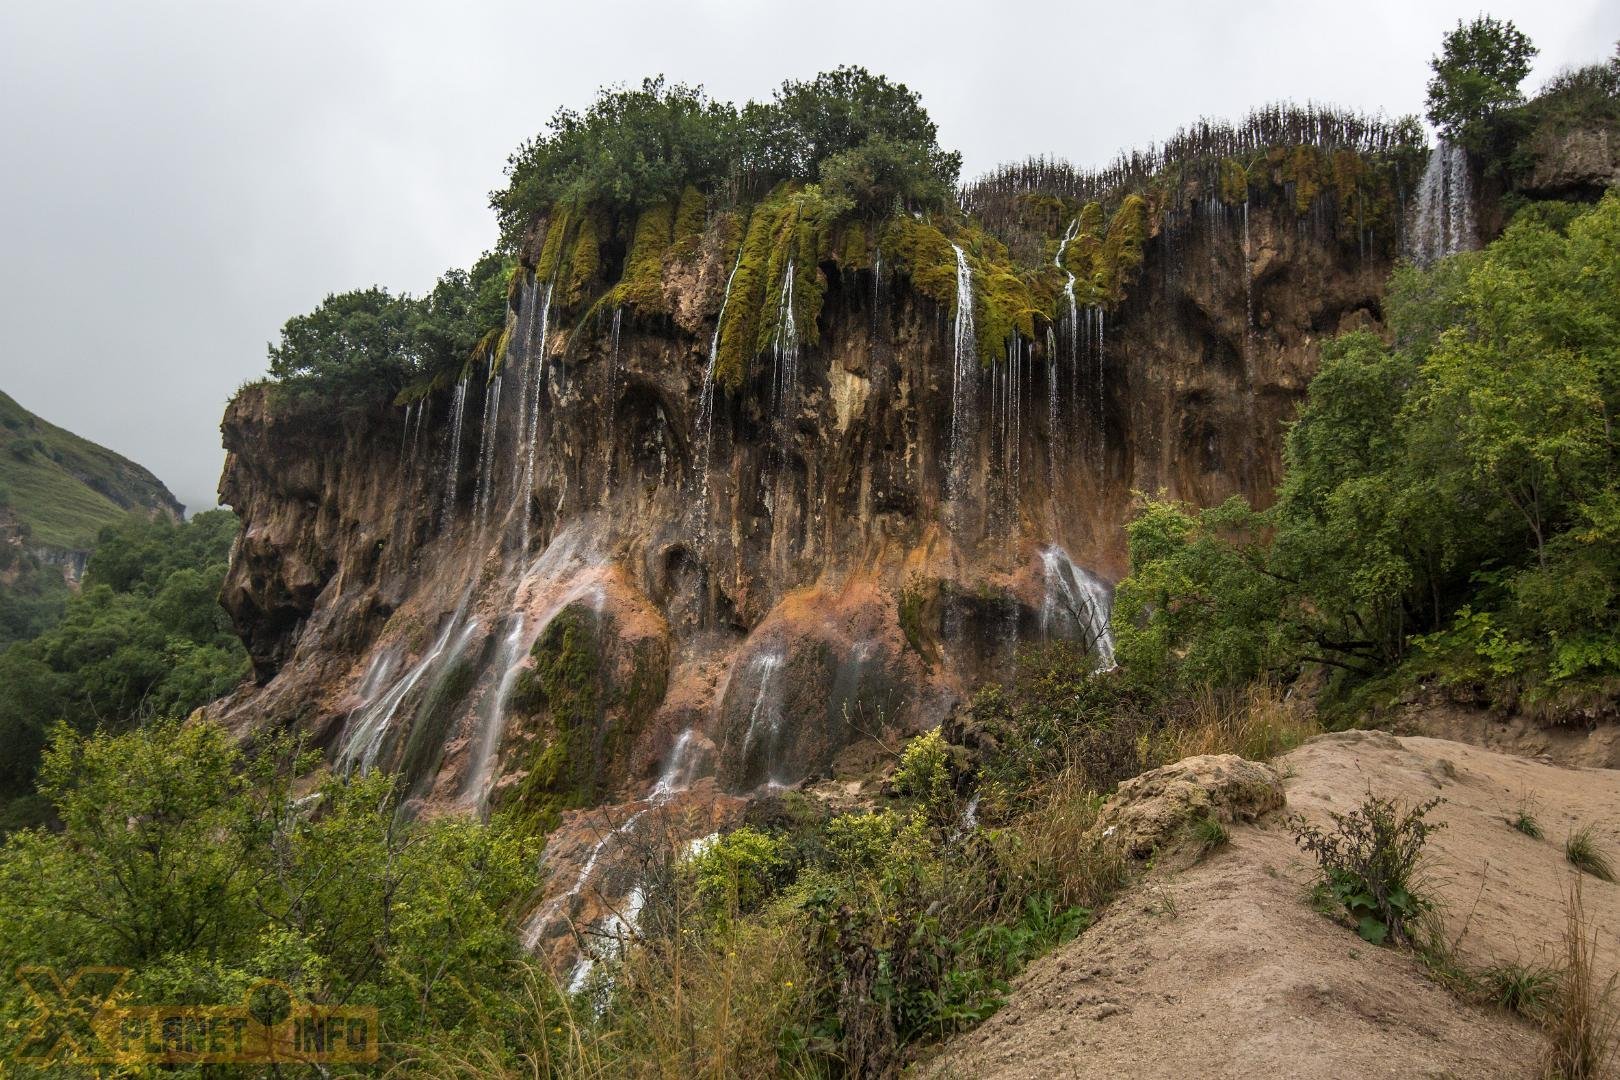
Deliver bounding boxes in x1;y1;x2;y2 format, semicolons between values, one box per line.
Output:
215;180;1395;958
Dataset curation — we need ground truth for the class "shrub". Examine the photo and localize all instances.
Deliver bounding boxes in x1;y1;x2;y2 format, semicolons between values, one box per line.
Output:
892;728;952;811
1482;961;1557;1018
684;825;793;918
1291;792;1444;945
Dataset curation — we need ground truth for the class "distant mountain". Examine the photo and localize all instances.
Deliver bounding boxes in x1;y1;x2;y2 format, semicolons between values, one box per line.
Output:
0;389;183;559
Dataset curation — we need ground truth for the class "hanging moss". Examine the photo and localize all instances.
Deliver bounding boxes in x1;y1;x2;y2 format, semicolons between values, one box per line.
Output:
672;185;707;253
711;185;845;391
838;220;871;271
1098;194;1149;301
1218;157;1251;205
535;207;573;285
564;215;601;307
611;201;675;313
880;215;959;309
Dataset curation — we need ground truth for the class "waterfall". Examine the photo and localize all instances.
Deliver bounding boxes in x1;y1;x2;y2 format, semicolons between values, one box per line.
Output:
695;248;745;536
1094;307;1106;470
476;370;503;528
601;307;623;504
1039;546;1117;671
1045;324;1059;498
399;403;415;471
439;377;470;531
463;613;527;812
338;594;480;775
517;282;555;554
947;243;977;502
736;649;786;788
649;728;705;799
1408;139;1475;267
771;260;800;421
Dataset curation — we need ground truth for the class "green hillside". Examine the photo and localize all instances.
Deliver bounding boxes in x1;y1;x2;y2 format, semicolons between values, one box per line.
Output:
0;389;182;552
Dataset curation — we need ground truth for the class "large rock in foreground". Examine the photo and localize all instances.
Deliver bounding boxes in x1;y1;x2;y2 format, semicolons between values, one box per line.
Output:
1094;753;1284;858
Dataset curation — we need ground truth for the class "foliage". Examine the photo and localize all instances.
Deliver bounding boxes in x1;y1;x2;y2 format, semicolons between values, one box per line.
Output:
267;252;511;406
0;720;540;1074
0;553;68;651
1292;793;1443;946
493;77;737;248
892;728;952;812
1426;16;1537;149
683;826;793;918
0;510;247;828
1116;194;1620;714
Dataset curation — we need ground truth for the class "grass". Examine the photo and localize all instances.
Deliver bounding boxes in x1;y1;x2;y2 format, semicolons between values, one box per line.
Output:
1511;797;1546;840
1482;961;1559;1019
1167;682;1319;763
1189;814;1230;856
1541;875;1619;1080
0;389;180;549
1564;827;1616;883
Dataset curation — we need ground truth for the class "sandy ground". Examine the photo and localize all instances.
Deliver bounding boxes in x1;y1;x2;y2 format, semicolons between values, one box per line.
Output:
925;730;1620;1079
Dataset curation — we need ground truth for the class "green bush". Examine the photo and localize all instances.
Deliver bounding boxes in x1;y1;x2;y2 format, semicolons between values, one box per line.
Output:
1292;793;1443;945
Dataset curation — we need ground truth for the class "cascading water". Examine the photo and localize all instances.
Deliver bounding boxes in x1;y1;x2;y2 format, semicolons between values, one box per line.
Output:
770;260;800;422
476;369;503;528
462;613;526;812
601;307;623;504
1408;139;1476;267
517;281;555;553
736;648;786;789
695;247;745;537
1039;546;1117;671
338;591;479;775
947;243;977;503
649;728;705;799
439;377;470;532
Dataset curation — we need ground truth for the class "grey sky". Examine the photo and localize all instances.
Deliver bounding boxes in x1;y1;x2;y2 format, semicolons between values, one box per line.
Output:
1;1;1613;514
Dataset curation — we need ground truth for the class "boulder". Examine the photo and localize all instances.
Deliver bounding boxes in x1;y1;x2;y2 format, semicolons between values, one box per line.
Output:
1094;754;1285;858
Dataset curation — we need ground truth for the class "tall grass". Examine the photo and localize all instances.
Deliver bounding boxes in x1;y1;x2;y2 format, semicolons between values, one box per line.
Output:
1541;875;1619;1080
1164;682;1319;763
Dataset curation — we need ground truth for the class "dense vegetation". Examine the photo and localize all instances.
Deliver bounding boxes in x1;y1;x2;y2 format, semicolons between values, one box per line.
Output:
1425;14;1538;150
0;389;182;551
0;721;537;1076
0;510;248;829
1117;192;1620;717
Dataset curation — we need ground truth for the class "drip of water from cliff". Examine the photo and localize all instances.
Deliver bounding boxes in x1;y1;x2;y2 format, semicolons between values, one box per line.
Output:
1408;139;1476;267
600;307;623;505
1045;324;1059;503
399;403;415;471
1039;546;1116;670
650;728;706;799
462;613;526;812
439;377;470;532
517;281;555;554
567;885;644;996
771;261;800;425
695;247;745;540
524;804;652;950
947;243;977;505
476;370;503;529
737;648;787;789
339;589;479;775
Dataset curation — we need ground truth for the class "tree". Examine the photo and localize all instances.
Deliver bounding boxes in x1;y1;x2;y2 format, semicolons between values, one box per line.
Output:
1116;194;1620;708
1426;16;1537;147
267;286;420;402
0;721;541;1069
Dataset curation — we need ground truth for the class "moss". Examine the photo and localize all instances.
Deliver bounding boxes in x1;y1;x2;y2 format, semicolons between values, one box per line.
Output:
898;573;939;666
880;215;959;309
507;606;603;833
712;185;845;392
1098;194;1148;301
837;221;871;271
1217;157;1251;205
564;214;601;307
611;201;675;313
535;206;573;285
672;184;707;253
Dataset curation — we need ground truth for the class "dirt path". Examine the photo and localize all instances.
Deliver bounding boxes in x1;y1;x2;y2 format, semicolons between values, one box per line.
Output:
925;731;1620;1079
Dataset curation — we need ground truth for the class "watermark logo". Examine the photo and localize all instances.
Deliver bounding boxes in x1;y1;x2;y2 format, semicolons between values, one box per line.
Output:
14;967;378;1065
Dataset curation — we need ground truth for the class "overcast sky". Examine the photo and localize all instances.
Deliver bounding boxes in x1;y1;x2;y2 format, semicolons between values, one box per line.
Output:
0;1;1613;513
